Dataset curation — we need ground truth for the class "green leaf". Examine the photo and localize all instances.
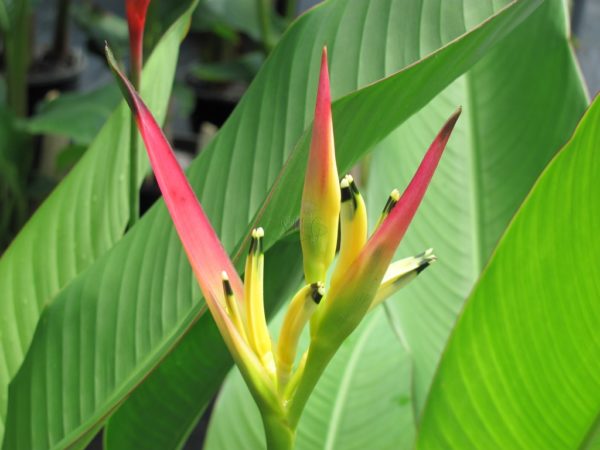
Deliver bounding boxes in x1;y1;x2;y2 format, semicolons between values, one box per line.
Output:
0;2;196;444
584;422;600;450
197;0;261;41
364;0;588;416
26;83;121;145
0;107;29;248
416;94;600;449
205;309;414;450
3;1;542;448
0;0;8;33
72;3;129;57
188;51;264;84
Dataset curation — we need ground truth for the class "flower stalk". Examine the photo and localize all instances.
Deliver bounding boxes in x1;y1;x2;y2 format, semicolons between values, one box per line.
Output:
262;412;295;450
125;0;150;228
107;42;459;449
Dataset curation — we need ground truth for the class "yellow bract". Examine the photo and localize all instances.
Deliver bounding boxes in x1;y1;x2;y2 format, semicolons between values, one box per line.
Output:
244;227;276;376
330;174;368;288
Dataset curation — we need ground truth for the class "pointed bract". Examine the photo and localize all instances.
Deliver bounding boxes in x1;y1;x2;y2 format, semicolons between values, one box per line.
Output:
370;108;461;258
300;47;341;283
108;46;285;415
106;45;247;353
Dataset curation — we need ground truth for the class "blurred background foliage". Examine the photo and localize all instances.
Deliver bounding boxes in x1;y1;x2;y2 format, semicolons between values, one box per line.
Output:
0;0;597;253
0;0;321;252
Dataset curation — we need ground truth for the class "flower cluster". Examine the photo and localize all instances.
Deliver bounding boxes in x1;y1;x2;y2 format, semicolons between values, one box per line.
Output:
107;44;459;449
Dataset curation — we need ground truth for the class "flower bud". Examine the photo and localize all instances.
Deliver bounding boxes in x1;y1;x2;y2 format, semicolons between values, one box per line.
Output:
300;47;341;283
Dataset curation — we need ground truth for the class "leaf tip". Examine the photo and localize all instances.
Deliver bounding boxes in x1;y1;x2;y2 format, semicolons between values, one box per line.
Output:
104;42;117;68
105;43;139;115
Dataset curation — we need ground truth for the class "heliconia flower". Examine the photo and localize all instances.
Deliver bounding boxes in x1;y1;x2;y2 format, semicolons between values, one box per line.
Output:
126;0;151;86
108;38;460;448
300;47;340;284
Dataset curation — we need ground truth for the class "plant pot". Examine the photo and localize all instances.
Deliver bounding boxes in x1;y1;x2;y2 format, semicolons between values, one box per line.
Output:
187;78;246;129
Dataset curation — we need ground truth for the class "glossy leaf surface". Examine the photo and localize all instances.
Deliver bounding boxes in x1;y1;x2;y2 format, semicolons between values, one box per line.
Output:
417;94;600;449
365;0;588;414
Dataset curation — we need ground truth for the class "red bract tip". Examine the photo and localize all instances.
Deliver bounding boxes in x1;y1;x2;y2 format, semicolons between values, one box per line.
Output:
366;107;461;261
126;0;151;83
313;47;332;163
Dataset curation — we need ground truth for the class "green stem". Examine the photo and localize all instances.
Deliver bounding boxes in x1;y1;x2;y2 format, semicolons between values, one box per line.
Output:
127;70;141;228
52;0;71;62
256;0;274;54
262;411;295;450
0;1;9;33
5;0;30;117
285;0;297;22
288;340;334;428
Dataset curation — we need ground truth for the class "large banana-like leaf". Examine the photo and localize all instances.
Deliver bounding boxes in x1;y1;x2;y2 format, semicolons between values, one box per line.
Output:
0;2;196;444
365;0;587;415
202;1;589;448
3;1;542;448
416;94;600;449
205;309;414;450
104;1;545;448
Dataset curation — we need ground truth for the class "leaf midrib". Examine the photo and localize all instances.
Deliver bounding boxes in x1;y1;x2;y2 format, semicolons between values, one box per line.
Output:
323;317;378;450
465;70;486;276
